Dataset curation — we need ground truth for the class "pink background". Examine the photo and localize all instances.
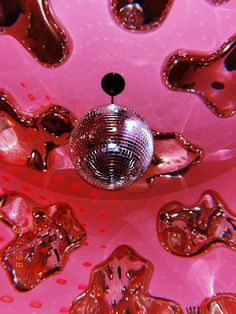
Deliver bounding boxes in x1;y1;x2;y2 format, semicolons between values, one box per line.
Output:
0;0;236;313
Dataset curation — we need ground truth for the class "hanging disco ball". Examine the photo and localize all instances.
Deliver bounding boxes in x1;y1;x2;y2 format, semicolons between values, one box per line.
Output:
70;104;154;190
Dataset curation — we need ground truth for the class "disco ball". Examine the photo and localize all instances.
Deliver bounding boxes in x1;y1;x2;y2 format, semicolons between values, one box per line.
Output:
70;104;154;190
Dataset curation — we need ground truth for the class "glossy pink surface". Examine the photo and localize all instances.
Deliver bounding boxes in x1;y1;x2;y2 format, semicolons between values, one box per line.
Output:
0;0;236;313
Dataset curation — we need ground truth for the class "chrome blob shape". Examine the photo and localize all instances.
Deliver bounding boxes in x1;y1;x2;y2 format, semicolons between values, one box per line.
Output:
207;0;230;4
199;294;236;313
69;245;184;314
157;190;236;256
124;131;203;193
0;192;86;291
110;0;174;31
0;90;76;171
186;293;236;314
110;0;229;32
70;104;154;190
0;0;70;67
163;34;236;118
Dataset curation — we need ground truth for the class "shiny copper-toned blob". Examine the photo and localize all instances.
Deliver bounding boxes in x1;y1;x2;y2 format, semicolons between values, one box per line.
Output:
163;34;236;117
207;0;230;4
199;293;236;313
70;245;184;314
0;0;70;66
0;90;76;171
0;192;86;291
110;0;174;31
157;191;236;256
125;131;203;192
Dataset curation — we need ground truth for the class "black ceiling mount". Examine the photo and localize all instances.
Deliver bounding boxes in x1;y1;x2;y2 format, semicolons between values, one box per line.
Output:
101;73;125;98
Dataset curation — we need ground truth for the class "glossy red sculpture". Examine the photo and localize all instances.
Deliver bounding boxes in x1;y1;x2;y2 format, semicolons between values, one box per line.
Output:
0;192;86;291
125;131;203;192
110;0;174;31
157;191;236;256
110;0;228;32
207;0;230;4
163;34;236;117
0;0;70;66
70;245;184;314
0;90;76;171
199;293;236;313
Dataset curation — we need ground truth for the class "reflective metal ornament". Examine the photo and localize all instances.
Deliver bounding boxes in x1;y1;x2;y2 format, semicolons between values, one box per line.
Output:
110;0;174;32
70;104;154;190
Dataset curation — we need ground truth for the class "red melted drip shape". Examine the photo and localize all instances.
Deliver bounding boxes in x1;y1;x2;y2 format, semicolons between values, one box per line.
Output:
163;34;236;118
199;293;236;313
207;0;230;4
0;191;86;291
70;245;184;314
110;0;228;32
110;0;174;31
0;0;70;67
157;190;236;257
0;90;76;171
125;131;203;193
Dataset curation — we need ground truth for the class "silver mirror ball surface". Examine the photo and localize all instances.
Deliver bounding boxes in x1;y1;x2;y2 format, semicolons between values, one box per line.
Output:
70;104;154;190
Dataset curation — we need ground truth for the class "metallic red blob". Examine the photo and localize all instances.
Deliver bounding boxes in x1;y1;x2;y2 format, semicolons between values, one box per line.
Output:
0;0;70;67
207;0;230;4
0;192;86;291
0;90;76;171
70;245;184;314
163;34;236;118
110;0;174;31
125;131;203;192
157;190;236;256
109;0;228;32
199;293;236;313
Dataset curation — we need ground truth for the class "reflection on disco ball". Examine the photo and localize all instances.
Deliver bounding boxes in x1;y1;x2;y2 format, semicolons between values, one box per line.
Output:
70;104;154;190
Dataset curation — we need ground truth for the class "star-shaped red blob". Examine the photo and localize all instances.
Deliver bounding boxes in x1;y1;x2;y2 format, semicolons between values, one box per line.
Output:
125;131;203;192
0;191;86;291
0;90;76;171
70;245;184;314
0;0;70;66
157;190;236;256
163;34;236;118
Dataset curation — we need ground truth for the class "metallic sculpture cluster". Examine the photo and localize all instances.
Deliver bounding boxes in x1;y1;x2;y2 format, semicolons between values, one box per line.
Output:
0;0;235;313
